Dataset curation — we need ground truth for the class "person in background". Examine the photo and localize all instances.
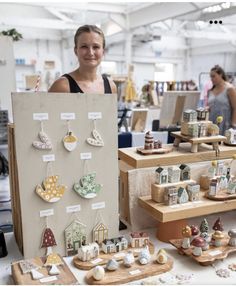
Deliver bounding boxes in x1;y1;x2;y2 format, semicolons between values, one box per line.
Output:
207;65;236;135
48;25;117;94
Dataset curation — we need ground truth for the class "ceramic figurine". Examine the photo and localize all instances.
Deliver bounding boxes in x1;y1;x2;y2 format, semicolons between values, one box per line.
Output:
44;253;63;275
138;245;151;265
199;218;209;234
196;107;209;121
156;249;168;264
92;265;105;281
164;186;178;206
200;232;210;250
123;250;135;267
77;243;99;262
102;236;128;254
228;229;236;246
225;128;236;145
208;178;219;196
144;131;154;150
213;217;224;232
187;183;200;201
177;187;189;204
212;230;224;247
181;225;191;249
130;232;149;248
191;237;205;256
190;225;199;242
154;140;162;149
168;166;180;183
106;259;119;271
183;109;197;122
179;164;190;181
155;167;168;184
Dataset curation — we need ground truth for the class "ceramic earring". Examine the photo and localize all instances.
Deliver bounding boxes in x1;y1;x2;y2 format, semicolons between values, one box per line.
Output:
32;121;53;150
86;119;104;147
63;120;78;151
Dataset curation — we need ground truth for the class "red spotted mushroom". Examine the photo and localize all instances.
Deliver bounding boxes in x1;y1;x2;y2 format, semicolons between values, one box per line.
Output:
191;237;205;256
190;225;200;242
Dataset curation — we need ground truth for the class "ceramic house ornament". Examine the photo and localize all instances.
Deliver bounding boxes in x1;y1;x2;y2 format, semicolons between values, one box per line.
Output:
78;242;99;262
44;253;63;275
19;260;44;280
63;131;78;151
32;121;53;150
41;227;57;256
93;222;108;244
36;175;67;203
73;173;102;199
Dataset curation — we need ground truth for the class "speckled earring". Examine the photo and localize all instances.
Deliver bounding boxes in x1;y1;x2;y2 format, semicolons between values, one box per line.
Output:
86;119;104;147
32;121;53;150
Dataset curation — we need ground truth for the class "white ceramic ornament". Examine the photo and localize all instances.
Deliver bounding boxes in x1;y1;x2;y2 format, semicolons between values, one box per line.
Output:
123;250;135;268
63;131;78;151
87;129;104;147
106;259;119;271
139;245;151;265
92;265;105;281
32;130;53;150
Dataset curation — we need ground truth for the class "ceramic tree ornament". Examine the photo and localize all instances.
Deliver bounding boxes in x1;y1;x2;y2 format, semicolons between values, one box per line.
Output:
19;260;44;280
32;121;53;150
73;173;102;199
86;119;104;147
35;175;67;203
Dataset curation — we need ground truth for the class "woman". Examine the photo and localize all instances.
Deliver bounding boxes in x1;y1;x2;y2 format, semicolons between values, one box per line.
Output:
208;65;236;135
49;25;117;94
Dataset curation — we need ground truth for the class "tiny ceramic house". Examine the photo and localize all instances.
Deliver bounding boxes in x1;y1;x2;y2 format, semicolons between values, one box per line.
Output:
144;131;154;150
209;178;219;196
168;166;180;183
196;107;209;121
216;161;225;176
77;242;99;262
188;123;199;138
155;167;168;184
102;236;128;254
183;109;197;122
179;164;190;181
187;183;200;201
177;187;189;204
164;186;178;205
225;128;236;145
130;232;149;248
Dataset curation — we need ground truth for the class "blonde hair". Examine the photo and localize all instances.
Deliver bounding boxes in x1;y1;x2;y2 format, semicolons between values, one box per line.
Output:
74;25;105;49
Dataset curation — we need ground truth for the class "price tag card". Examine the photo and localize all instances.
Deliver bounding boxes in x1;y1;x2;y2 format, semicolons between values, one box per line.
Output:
91;258;103;264
88;112;102;120
42;154;55;162
80;153;92;160
66;205;81;213
91;202;105;210
129;269;141;275
33;113;49;120
40;209;54;217
60;113;76;120
114;252;125;258
170;204;180;208
209;249;222;256
40;276;57;283
192;200;203;204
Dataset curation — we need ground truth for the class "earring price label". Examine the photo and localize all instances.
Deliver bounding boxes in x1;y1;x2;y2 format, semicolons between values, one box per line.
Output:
66;204;81;213
88;112;102;120
91;202;105;210
80;152;92;160
60;113;76;120
33;113;49;120
39;209;54;217
42;154;55;162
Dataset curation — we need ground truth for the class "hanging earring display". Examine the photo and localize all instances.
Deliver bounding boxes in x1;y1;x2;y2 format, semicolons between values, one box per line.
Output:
73;160;102;199
63;120;78;152
92;210;108;244
86;119;104;147
35;162;67;203
32;121;53;150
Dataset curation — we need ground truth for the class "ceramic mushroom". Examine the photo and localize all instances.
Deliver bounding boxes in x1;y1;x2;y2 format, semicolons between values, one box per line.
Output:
212;230;224;247
190;225;200;242
228;229;236;246
181;225;192;249
191;237;205;256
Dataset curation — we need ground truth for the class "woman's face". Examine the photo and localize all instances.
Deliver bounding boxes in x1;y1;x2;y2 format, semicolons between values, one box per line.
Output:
210;70;223;86
74;31;104;68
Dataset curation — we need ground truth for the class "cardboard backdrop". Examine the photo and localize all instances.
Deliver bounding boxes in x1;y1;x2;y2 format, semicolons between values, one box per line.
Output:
12;92;119;259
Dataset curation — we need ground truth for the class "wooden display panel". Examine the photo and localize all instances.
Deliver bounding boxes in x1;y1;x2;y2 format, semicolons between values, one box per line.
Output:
85;257;173;285
118;144;236;169
169;234;236;266
138;192;236;223
11;92;119;259
73;242;154;270
11;256;77;285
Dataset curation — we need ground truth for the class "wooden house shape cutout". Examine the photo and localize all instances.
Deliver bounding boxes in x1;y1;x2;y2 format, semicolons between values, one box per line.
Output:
155;167;168;184
93;222;108;244
64;220;86;256
179;164;190;181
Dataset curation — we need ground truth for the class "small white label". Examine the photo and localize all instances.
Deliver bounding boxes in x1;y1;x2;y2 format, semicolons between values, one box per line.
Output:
92;202;105;210
209;249;222;256
88;112;102;120
192;200;203;204
40;276;57;283
129;269;141;275
66;205;81;213
33;113;49;120
61;113;76;120
40;209;54;217
91;258;103;264
114;252;125;258
42;154;55;162
133;248;141;253
80;152;92;160
180;202;192;207
169;204;180;208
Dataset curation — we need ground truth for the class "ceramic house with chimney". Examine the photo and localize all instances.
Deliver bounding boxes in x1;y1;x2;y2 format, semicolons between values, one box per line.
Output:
164;186;178;205
64;220;87;256
209;178;220;196
216;161;225;176
179;164;190;181
187;183;200;201
183;109;197;122
77;242;99;262
102;236;128;254
188;123;199;138
196;107;209;121
227;181;236;194
155;167;168;184
177;187;189;204
168;166;180;183
130;232;149;248
225;128;236;145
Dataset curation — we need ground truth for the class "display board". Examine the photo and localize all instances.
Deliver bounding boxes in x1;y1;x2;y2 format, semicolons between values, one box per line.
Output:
12;92;119;259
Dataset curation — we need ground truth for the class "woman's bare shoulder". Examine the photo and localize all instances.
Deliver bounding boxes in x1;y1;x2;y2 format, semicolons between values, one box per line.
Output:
48;76;70;93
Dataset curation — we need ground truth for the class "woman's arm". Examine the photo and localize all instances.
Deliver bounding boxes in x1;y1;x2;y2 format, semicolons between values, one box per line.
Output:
228;86;236;127
48;77;70;93
108;78;117;94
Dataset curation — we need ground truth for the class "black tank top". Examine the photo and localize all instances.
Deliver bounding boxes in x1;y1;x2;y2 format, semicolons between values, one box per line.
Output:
62;74;112;94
